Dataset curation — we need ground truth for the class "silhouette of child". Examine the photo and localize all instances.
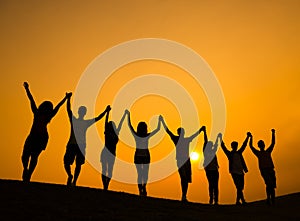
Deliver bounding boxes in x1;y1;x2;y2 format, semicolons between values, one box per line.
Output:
202;127;221;205
220;132;251;205
100;108;126;190
22;82;69;182
63;93;110;186
161;117;204;202
125;109;161;196
249;129;276;205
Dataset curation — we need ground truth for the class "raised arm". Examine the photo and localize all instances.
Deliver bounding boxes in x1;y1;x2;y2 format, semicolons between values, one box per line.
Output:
239;132;251;153
221;138;230;156
267;129;276;153
161;117;176;140
148;116;161;138
189;125;205;141
66;93;73;119
202;126;208;151
249;133;259;155
213;133;222;149
126;110;137;136
115;111;126;134
52;93;69;117
23;82;38;114
94;105;110;122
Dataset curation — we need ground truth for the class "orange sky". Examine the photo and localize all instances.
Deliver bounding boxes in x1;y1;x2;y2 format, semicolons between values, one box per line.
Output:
1;0;300;204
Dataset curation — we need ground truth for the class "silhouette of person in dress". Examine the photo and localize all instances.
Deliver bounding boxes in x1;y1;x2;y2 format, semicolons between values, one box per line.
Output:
22;82;69;182
100;108;126;190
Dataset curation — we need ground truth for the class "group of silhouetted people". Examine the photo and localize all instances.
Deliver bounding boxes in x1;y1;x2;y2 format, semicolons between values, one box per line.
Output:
21;82;277;205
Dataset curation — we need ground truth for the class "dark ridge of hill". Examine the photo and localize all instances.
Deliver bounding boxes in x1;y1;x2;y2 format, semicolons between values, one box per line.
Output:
0;179;299;221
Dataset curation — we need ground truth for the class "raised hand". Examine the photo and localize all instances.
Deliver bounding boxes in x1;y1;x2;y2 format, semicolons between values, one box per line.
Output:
247;132;252;137
125;109;130;115
23;82;29;89
66;92;72;98
271;129;275;133
106;105;111;112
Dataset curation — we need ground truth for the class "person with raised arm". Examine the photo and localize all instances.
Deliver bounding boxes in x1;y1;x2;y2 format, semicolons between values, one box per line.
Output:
202;127;222;205
220;132;251;205
125;109;161;196
100;108;126;190
63;93;110;186
161;116;205;202
249;129;276;205
22;82;69;182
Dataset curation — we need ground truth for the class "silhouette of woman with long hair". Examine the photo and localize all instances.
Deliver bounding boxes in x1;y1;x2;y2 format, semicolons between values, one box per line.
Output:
63;93;110;186
202;127;221;205
125;110;161;196
161;116;204;202
220;132;251;205
22;82;69;182
100;108;126;190
249;129;276;205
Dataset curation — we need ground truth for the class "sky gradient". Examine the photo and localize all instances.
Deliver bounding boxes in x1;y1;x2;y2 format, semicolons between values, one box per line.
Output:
1;0;300;204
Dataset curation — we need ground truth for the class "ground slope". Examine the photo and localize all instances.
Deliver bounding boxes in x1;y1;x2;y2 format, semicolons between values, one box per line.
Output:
0;179;299;221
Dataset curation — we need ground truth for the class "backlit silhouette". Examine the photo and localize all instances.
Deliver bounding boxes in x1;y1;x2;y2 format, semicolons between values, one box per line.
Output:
125;110;161;196
22;82;69;182
100;108;126;190
63;93;110;186
221;132;251;205
161;116;204;202
202;127;221;205
249;129;276;205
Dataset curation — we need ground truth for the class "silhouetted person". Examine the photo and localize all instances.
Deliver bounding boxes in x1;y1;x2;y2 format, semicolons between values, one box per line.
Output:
125;110;161;196
100;108;126;191
220;132;251;205
22;82;69;182
249;129;276;205
202;127;221;205
161;117;204;202
64;93;110;186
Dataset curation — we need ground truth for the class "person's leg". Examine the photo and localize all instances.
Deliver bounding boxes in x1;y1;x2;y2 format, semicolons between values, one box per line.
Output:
181;180;188;201
213;171;219;205
206;171;214;204
232;174;242;205
142;164;150;196
21;150;30;182
26;150;42;182
101;161;108;190
64;163;73;186
73;162;82;186
135;164;143;195
106;156;115;190
239;174;246;204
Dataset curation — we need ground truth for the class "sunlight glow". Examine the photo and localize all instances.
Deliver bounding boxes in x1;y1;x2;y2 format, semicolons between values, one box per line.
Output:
190;152;200;161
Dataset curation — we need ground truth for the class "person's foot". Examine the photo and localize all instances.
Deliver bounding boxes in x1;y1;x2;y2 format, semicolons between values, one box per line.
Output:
67;175;73;186
236;201;242;206
181;196;188;203
22;169;29;182
209;198;213;205
242;201;248;205
214;201;219;206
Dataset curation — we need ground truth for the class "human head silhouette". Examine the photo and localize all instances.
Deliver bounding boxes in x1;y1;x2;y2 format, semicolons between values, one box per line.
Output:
258;140;265;150
177;127;185;136
137;122;147;136
38;101;53;115
78;106;87;118
231;141;238;151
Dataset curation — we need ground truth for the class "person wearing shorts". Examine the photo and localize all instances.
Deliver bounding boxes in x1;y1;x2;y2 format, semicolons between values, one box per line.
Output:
63;93;110;186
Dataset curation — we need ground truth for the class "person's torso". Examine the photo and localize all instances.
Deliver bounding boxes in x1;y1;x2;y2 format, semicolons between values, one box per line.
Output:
257;151;274;169
68;117;91;145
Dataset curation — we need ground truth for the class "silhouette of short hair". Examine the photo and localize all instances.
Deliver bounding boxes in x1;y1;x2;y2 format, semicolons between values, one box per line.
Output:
231;141;238;150
177;127;185;136
78;106;87;117
258;140;265;150
38;101;53;115
137;122;147;136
